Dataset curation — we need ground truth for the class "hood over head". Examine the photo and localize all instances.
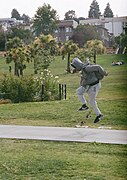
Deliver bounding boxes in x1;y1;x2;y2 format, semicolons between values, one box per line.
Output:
71;57;90;71
71;57;84;71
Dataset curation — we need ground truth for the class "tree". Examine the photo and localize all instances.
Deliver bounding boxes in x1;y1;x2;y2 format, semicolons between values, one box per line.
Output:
71;24;99;47
21;14;31;24
104;3;114;17
60;40;79;73
64;10;76;20
115;33;127;54
8;27;33;44
5;37;29;76
11;9;21;20
29;34;59;74
88;0;101;18
33;3;59;36
0;30;5;51
85;39;105;63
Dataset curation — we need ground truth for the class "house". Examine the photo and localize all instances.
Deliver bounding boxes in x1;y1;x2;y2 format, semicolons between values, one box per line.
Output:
0;18;23;31
54;20;78;43
79;16;127;37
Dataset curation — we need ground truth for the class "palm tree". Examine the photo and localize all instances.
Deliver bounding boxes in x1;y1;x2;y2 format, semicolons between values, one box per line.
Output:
5;37;27;76
61;40;79;73
85;39;105;64
29;34;59;74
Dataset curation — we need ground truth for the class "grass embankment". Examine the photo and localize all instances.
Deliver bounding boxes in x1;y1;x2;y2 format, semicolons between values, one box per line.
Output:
0;54;127;129
0;54;127;179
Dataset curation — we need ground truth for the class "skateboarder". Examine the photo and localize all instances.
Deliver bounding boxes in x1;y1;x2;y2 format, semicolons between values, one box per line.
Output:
71;57;108;123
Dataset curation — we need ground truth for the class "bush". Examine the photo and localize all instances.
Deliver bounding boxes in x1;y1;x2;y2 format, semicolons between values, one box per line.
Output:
0;71;60;103
0;75;36;103
34;69;59;101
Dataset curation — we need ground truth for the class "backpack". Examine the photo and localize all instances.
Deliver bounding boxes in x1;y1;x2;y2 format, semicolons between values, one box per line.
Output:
94;71;104;80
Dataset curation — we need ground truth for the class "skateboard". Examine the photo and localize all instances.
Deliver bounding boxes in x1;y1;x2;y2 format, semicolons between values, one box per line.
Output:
75;111;91;128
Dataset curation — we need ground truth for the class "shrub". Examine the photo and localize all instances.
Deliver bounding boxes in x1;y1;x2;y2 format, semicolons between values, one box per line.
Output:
34;69;59;101
0;70;60;103
0;75;36;103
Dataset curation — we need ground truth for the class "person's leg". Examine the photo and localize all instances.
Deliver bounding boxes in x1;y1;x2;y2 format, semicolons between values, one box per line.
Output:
76;86;89;110
87;83;101;116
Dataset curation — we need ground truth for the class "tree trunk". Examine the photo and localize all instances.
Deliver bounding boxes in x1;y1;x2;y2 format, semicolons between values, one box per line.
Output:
34;59;38;74
14;63;19;76
93;50;96;64
20;68;23;76
67;53;71;73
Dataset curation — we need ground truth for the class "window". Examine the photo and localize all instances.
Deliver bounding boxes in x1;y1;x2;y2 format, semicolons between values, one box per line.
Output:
54;29;58;33
66;36;69;41
66;27;69;32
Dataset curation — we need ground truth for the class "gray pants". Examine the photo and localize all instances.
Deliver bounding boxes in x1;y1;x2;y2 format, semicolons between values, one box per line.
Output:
76;83;101;116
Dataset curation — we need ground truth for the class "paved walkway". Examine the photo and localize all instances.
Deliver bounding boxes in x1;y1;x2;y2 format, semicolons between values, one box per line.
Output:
0;125;127;144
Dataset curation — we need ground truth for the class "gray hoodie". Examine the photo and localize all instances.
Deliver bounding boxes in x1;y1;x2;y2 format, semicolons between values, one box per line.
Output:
71;57;107;86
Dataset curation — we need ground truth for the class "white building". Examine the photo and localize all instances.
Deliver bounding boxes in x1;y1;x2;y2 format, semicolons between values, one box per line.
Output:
0;18;23;31
79;16;127;37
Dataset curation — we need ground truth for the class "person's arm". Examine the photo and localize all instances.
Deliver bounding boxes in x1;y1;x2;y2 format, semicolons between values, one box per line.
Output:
85;65;108;76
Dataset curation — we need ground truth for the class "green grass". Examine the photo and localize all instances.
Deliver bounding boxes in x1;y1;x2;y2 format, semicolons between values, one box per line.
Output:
0;54;127;179
0;139;127;180
0;54;127;129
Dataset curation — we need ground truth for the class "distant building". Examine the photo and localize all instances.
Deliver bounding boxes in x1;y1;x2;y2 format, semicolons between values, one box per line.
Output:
79;16;127;37
54;20;78;43
96;25;111;47
0;18;23;31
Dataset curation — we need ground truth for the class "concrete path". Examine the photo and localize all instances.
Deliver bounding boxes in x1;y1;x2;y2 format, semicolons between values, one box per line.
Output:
0;125;127;144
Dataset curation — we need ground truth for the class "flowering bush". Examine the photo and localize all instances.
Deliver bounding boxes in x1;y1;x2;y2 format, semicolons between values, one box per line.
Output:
34;69;59;101
0;69;60;102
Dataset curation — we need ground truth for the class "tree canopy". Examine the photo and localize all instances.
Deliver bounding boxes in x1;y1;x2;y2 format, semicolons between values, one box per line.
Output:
11;9;21;20
64;10;76;20
33;3;59;36
71;24;99;47
61;40;79;73
88;0;101;18
104;3;114;18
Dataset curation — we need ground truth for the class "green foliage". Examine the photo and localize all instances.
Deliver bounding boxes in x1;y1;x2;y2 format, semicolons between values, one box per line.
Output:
61;40;79;72
8;27;33;44
104;3;114;17
34;69;59;101
85;39;105;54
29;34;58;74
0;68;60;102
0;75;36;103
75;48;94;61
72;24;99;47
6;37;23;50
33;3;59;36
74;39;105;62
115;34;127;52
11;8;21;20
64;10;76;20
6;45;30;76
0;31;5;51
88;0;101;18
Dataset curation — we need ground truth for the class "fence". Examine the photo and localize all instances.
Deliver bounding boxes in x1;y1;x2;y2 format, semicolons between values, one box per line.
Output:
41;83;66;101
0;83;67;103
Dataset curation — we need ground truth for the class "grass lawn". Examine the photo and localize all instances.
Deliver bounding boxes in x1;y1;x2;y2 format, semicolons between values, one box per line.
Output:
0;54;127;129
0;139;127;180
0;54;127;179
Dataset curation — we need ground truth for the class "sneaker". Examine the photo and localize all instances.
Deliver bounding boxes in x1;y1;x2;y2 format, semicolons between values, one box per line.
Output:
78;104;89;111
94;114;103;123
80;121;85;126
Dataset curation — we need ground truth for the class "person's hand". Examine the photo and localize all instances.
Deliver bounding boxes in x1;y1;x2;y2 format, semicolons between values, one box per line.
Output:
105;71;109;76
72;69;77;73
